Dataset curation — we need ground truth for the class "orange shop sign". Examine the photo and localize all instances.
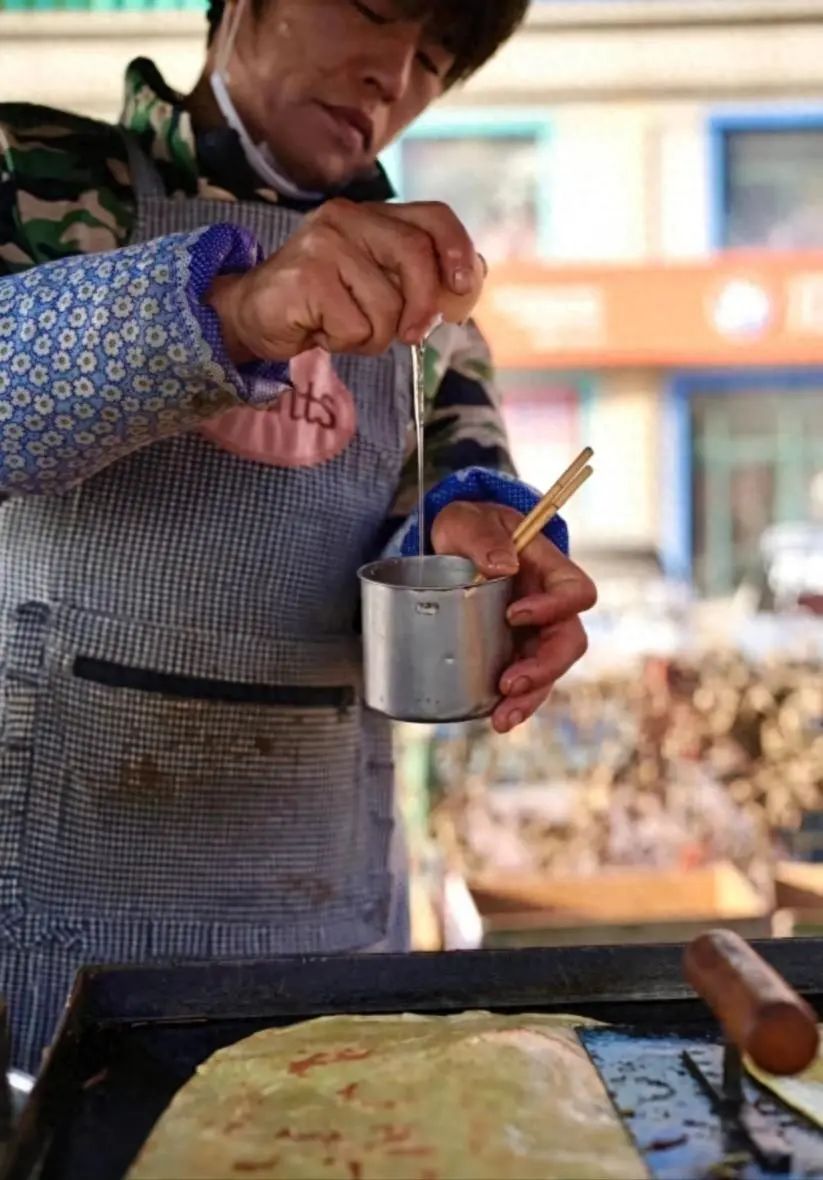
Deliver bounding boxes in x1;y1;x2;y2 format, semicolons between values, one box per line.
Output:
473;254;823;369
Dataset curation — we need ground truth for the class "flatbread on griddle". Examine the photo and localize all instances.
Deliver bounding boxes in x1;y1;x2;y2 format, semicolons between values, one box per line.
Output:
746;1029;823;1130
128;1012;647;1180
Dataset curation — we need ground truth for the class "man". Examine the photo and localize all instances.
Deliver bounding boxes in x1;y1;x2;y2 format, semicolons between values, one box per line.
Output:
0;0;595;1071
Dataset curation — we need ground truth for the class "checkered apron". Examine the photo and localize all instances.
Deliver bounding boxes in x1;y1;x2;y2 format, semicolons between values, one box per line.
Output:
0;139;412;1071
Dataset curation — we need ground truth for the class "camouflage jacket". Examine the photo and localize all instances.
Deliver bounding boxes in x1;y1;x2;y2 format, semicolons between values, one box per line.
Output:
0;58;517;527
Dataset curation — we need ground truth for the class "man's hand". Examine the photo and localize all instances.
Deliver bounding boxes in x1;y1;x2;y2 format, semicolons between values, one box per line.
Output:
431;501;597;734
207;199;484;365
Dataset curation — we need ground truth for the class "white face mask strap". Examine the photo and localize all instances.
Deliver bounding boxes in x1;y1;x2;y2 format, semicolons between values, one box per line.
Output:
208;0;325;200
215;0;249;83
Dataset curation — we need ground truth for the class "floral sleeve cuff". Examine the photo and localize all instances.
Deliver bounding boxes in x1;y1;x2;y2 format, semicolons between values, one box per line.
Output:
384;466;570;558
185;224;291;407
0;224;290;495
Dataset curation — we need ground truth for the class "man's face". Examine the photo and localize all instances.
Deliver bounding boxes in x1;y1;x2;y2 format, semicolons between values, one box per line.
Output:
215;0;455;189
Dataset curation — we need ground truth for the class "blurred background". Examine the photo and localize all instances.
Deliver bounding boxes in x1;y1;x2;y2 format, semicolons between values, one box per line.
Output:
3;0;823;950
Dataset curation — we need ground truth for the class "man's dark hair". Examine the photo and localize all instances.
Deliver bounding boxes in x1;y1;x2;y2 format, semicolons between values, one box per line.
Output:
206;0;529;86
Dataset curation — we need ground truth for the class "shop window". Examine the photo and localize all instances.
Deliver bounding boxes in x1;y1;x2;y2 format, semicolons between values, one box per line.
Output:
716;120;823;249
690;384;823;597
497;374;580;492
390;121;547;263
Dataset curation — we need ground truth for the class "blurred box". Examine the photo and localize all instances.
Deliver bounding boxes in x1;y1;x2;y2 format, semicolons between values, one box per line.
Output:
775;862;823;910
469;861;773;949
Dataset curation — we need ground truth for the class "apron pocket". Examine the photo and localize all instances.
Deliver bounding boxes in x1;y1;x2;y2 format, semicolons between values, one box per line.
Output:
73;657;356;710
21;610;392;934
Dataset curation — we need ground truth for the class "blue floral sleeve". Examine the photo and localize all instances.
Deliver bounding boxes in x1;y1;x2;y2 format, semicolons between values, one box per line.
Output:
0;224;289;495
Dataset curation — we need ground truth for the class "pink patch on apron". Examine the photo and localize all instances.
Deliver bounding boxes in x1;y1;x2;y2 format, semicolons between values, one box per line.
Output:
199;348;357;467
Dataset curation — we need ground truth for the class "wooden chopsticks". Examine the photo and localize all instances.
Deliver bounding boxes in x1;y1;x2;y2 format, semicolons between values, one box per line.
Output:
472;446;593;584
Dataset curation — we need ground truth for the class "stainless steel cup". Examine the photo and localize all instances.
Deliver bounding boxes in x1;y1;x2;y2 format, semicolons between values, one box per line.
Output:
358;555;514;723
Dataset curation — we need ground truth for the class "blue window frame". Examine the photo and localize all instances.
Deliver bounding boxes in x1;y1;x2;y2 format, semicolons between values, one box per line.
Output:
709;110;823;252
663;368;823;593
381;109;552;261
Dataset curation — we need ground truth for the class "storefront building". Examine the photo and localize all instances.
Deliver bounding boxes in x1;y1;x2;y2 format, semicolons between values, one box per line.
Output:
384;0;823;599
2;0;823;597
471;254;823;597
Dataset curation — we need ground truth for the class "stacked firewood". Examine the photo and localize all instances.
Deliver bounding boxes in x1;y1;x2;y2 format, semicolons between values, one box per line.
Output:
429;652;823;882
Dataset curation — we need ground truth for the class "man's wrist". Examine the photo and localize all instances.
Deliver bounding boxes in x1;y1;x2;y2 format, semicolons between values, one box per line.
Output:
206;273;256;366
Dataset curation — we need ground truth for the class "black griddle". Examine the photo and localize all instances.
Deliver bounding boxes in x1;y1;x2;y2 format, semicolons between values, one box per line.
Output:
2;939;823;1180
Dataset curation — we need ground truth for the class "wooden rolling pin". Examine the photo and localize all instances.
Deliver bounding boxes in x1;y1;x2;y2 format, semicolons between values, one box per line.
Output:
684;929;820;1076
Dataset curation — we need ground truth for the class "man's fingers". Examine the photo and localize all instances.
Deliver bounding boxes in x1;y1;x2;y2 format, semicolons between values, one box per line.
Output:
493;618;589;730
227;196;483;363
383;201;485;326
507;544;597;629
379;201;479;296
492;681;553;734
332;245;405;354
507;576;596;630
299;262;374;354
500;617;589;696
430;501;519;578
428;502;594;722
320;199;442;343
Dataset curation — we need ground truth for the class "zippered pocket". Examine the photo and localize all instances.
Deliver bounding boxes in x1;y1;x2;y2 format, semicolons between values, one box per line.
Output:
73;657;356;710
